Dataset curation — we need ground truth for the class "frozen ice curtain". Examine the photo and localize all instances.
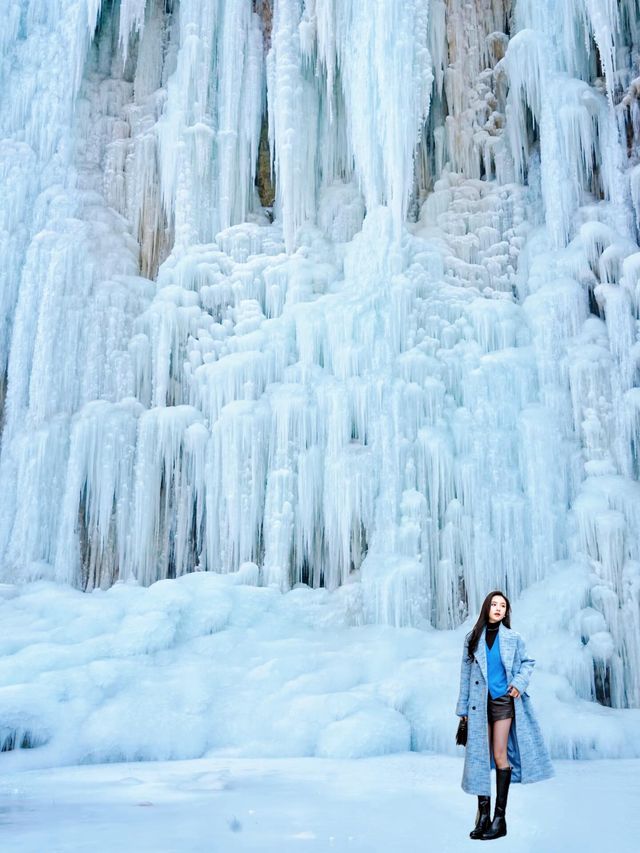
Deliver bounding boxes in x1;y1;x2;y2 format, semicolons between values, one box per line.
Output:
1;0;640;721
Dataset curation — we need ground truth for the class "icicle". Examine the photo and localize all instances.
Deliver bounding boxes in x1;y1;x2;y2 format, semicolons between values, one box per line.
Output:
266;0;320;252
55;398;143;589
157;0;263;246
205;399;270;575
267;0;433;250
130;405;206;585
582;0;620;103
118;0;147;62
504;19;625;248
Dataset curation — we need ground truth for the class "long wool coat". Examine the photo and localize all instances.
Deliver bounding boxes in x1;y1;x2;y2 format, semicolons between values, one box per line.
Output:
456;623;554;795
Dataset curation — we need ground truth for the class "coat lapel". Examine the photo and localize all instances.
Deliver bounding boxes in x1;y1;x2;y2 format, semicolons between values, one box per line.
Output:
498;624;516;676
475;628;488;681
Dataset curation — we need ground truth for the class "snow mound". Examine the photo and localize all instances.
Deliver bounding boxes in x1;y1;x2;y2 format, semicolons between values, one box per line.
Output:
1;572;639;771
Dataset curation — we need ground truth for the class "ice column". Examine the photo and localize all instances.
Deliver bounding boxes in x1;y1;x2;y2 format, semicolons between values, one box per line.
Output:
157;0;264;248
267;0;433;250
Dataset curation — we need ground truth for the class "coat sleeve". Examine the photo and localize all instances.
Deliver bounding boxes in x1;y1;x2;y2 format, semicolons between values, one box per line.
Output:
509;634;535;695
455;635;472;716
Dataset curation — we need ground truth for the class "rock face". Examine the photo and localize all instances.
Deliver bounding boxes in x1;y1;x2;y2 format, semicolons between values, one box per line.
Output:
0;1;640;709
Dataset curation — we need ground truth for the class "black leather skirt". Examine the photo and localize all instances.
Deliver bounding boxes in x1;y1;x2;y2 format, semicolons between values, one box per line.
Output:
487;692;515;722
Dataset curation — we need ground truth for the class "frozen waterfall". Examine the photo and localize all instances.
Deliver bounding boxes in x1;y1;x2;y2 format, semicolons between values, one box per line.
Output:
1;0;640;719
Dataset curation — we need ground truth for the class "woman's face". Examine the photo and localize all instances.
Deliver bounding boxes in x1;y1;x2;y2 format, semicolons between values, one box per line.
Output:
488;596;507;623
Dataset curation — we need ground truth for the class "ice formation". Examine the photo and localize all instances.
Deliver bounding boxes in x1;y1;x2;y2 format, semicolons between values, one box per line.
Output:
1;0;640;761
2;573;640;769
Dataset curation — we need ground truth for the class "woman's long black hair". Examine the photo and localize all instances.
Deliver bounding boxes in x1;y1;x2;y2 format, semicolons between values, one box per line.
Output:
467;590;511;660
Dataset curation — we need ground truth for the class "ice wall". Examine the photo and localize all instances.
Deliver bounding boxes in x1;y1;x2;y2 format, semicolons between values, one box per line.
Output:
1;0;640;714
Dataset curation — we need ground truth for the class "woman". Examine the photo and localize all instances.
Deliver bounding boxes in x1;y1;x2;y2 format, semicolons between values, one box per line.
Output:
456;591;553;840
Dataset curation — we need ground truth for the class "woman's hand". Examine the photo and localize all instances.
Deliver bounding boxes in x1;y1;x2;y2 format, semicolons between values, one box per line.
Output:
507;686;520;699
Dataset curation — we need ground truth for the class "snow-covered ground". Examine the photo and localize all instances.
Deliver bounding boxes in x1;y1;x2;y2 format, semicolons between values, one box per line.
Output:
1;754;638;852
3;572;639;851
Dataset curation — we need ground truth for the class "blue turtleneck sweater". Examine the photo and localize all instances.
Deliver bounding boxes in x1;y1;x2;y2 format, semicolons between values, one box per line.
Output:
486;624;509;699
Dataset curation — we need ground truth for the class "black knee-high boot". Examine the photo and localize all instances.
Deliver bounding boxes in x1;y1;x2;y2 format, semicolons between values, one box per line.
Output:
482;766;511;840
469;796;491;839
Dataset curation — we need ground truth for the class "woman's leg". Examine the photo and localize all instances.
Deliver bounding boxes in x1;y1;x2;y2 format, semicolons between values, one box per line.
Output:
491;718;512;769
483;716;512;839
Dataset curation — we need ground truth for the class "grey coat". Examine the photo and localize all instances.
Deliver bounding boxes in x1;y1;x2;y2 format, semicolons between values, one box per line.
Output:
456;623;554;795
